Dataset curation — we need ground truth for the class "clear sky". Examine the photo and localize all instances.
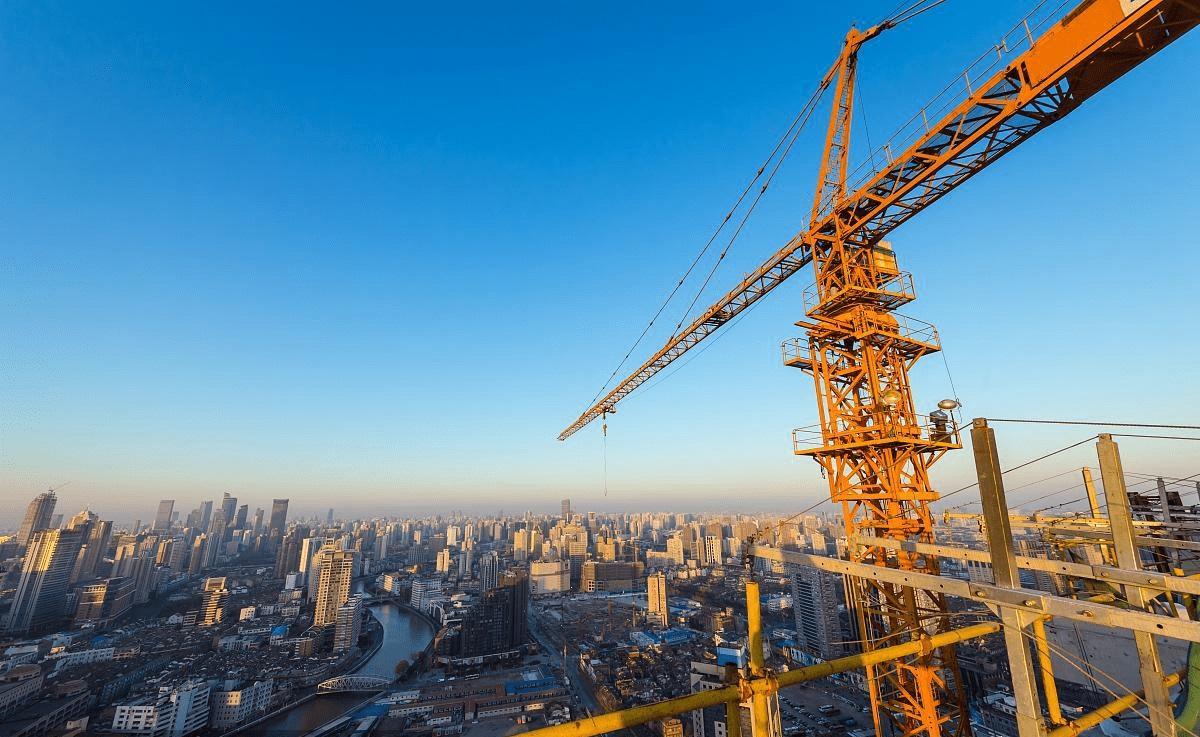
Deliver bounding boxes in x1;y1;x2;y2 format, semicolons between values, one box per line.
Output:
3;2;1198;524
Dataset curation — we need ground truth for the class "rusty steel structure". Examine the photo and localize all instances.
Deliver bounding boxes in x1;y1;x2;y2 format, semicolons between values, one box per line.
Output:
560;2;1199;737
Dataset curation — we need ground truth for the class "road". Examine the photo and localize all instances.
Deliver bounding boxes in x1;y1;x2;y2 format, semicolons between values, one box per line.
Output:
527;609;601;717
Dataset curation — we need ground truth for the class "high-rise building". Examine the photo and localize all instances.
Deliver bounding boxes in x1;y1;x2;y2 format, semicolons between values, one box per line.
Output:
250;507;265;534
529;560;570;594
333;596;363;653
203;511;227;568
200;577;230;626
647;571;669;629
198;500;213;530
458;547;473;578
435;548;452;574
789;564;843;660
66;510;105;583
153;500;175;532
234;504;249;530
666;536;685;566
16;491;57;549
513;528;530;561
313;546;357;628
268;499;289;542
156;679;211;737
446;571;528;659
208;680;271;730
7;528;83;634
479;551;500;592
410;578;443;614
561;498;571;520
274;526;306;579
581;560;644;593
74;576;135;627
700;536;723;567
219;493;238;531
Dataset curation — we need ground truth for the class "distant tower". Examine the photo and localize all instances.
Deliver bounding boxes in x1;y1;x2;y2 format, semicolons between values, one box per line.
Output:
561;498;571;521
313;546;357;628
268;499;289;538
153;500;175;532
326;508;335;525
219;493;237;533
198;500;213;530
480;551;500;592
8;528;83;634
647;571;669;629
16;491;57;549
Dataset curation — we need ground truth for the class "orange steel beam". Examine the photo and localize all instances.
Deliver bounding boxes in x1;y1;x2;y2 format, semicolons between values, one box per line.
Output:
793;21;967;737
558;0;1199;441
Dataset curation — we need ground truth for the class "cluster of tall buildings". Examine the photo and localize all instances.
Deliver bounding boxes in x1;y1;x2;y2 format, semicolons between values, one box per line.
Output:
0;491;292;637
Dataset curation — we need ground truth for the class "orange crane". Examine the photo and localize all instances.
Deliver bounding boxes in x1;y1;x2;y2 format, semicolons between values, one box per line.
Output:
559;3;1198;737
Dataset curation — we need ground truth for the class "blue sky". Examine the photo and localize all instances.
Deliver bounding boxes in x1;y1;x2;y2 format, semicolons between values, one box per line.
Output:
2;2;1198;523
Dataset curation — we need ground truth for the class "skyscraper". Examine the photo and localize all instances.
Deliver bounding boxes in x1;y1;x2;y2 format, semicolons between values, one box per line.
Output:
268;499;289;538
789;564;844;660
199;512;225;570
313;546;357;628
16;491;57;549
153;500;175;532
274;526;305;579
647;571;669;629
219;494;237;535
480;551;500;592
447;570;528;658
8;528;83;635
561;498;571;520
198;500;213;530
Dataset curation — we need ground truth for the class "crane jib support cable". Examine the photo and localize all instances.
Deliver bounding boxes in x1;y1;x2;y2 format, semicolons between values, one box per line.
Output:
559;0;1200;441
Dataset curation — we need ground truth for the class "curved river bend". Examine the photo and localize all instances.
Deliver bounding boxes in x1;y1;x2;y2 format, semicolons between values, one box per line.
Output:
240;603;435;736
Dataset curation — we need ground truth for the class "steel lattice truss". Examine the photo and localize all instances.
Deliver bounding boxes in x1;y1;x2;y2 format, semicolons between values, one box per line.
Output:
560;0;1199;442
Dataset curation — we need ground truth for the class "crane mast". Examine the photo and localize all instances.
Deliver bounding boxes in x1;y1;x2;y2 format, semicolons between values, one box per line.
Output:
559;1;1199;736
794;23;968;737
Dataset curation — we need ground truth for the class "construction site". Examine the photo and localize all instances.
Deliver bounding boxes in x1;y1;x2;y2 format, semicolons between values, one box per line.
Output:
538;3;1200;737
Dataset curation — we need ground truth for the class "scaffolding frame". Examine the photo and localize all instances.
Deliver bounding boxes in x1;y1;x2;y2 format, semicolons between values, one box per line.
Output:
525;421;1200;737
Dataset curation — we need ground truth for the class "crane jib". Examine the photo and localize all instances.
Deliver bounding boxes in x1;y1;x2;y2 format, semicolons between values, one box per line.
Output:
558;0;1199;441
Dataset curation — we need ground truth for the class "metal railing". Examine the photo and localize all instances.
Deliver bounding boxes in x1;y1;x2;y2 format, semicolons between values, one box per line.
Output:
792;410;960;452
781;337;813;367
844;0;1075;197
802;271;917;315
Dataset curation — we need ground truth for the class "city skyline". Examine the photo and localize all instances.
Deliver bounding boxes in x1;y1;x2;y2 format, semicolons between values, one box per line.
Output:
2;3;1198;518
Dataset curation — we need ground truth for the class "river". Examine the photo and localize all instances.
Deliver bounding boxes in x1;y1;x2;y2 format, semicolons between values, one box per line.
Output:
238;602;435;736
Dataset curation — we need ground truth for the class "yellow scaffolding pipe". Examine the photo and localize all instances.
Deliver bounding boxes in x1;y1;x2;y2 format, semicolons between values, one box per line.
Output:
521;622;1000;737
745;581;772;737
1045;671;1184;737
1032;616;1065;726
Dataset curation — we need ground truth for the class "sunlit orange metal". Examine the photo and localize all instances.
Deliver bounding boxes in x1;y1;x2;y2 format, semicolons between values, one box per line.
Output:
560;1;1200;733
559;0;1199;442
788;25;969;737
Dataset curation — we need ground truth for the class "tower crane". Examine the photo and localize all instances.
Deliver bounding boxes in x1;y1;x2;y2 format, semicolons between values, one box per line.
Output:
559;3;1199;737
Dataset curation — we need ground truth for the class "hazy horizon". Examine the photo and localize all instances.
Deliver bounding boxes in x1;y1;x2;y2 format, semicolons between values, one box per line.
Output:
4;2;1198;525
